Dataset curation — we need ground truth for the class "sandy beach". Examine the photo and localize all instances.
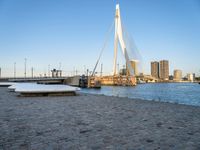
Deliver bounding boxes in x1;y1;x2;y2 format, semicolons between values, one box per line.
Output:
0;87;200;150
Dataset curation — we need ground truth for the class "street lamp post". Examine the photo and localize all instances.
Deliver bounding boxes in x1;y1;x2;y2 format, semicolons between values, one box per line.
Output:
24;58;27;78
31;67;34;78
14;62;16;78
100;63;103;77
48;64;50;77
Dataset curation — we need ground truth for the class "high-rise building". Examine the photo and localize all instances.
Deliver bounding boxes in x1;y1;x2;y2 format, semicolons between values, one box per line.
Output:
187;73;195;82
174;69;182;81
127;60;138;76
151;61;159;78
159;60;169;80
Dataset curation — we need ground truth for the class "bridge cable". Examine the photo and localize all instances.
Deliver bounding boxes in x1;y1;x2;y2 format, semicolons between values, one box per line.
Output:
91;20;115;76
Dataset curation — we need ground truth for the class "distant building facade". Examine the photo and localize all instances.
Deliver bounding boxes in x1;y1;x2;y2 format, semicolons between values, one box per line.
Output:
187;73;195;82
120;68;127;76
51;69;62;77
151;61;159;78
173;70;182;81
159;60;169;80
127;60;138;76
169;75;174;80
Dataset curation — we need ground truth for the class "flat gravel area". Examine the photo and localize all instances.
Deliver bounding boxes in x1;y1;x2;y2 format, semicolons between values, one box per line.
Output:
0;87;200;150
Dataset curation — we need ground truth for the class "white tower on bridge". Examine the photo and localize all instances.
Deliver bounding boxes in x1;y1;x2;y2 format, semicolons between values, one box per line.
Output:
113;4;135;76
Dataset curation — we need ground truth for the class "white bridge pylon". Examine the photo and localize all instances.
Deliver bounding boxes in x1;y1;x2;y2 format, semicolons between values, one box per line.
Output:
113;4;135;76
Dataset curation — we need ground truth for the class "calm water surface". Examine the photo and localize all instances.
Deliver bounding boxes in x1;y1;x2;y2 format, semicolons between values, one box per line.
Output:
81;83;200;106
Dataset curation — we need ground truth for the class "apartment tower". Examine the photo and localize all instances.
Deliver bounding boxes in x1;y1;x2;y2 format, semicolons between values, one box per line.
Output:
174;70;182;81
159;60;169;80
151;61;159;78
126;60;138;76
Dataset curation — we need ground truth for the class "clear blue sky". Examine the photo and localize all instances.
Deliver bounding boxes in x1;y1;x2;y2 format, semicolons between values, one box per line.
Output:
0;0;200;77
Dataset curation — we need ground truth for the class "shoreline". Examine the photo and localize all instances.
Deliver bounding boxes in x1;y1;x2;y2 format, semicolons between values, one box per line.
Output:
79;91;200;108
81;83;200;107
0;87;200;149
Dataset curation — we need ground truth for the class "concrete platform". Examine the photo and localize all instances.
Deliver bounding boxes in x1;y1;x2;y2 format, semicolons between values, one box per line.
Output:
0;82;15;87
14;84;80;97
8;83;36;92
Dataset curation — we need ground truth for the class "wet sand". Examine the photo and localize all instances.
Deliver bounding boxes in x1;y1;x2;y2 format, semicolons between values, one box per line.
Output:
0;87;200;149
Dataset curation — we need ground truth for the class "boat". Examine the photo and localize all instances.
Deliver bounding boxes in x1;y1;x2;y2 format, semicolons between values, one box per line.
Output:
88;76;101;88
137;79;146;84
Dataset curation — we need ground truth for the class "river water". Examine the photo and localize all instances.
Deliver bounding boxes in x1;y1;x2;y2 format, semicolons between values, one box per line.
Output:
81;83;200;106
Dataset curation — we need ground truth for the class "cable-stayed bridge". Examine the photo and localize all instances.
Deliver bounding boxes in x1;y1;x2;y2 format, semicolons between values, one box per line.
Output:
90;4;141;86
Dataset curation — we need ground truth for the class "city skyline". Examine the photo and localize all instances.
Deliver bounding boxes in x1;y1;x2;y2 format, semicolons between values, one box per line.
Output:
0;0;200;77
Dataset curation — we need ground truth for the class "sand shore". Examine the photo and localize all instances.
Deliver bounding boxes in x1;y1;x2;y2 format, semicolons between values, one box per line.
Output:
0;87;200;149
